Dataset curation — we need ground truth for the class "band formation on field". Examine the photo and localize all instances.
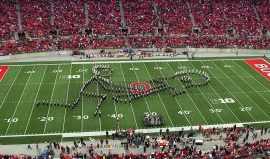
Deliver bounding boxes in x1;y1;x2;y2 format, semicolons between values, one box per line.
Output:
36;65;210;126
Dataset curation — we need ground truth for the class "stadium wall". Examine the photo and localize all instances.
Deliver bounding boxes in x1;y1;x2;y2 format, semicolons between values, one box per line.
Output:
0;48;269;62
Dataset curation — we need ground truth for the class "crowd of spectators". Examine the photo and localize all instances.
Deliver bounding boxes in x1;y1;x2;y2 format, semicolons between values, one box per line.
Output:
155;0;192;35
54;0;85;36
0;0;270;55
19;0;51;38
255;0;270;31
88;0;122;35
0;122;269;159
1;125;268;158
60;125;270;158
0;0;18;41
123;0;157;35
190;0;227;35
222;0;261;37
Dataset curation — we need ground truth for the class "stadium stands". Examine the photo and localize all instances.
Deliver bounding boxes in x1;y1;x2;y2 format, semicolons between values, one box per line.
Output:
1;125;269;158
19;0;51;37
190;0;227;35
0;0;270;54
0;0;18;41
123;0;157;35
155;0;192;35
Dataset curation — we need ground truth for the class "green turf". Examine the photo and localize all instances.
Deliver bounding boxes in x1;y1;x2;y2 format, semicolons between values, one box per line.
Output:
0;58;269;144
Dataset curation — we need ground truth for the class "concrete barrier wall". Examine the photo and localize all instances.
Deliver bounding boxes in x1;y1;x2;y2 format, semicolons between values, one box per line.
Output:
2;48;270;61
9;50;73;60
0;55;10;61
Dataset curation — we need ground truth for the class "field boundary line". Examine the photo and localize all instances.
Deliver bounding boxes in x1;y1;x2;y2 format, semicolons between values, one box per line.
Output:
0;67;22;111
212;61;270;120
5;66;36;135
43;65;60;133
1;121;270;138
24;66;48;134
119;63;138;129
143;62;174;127
2;58;265;66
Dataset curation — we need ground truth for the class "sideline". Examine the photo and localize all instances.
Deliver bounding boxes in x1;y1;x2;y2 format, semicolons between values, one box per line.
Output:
1;58;265;66
1;121;269;138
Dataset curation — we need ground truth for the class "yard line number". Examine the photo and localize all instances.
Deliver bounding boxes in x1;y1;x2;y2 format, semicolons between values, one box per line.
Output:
52;70;63;73
210;98;235;104
178;110;191;115
201;65;211;69
38;117;54;122
130;67;139;71
240;107;253;112
77;69;88;72
4;118;18;123
25;71;35;74
178;66;188;69
73;115;89;120
209;109;223;113
154;67;164;70
60;75;81;79
144;112;157;117
110;114;124;118
224;65;233;68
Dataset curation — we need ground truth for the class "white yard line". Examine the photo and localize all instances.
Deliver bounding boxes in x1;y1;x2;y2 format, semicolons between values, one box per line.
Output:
197;61;252;122
131;63;151;113
24;66;48;134
61;64;73;133
43;65;60;134
81;64;85;132
166;62;209;125
5;66;36;135
151;62;191;126
0;67;22;111
211;61;270;120
94;64;105;131
96;79;103;131
119;63;138;129
143;63;174;126
108;69;119;130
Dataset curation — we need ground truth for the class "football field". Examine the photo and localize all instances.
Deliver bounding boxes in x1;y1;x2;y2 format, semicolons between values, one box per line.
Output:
0;58;270;139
